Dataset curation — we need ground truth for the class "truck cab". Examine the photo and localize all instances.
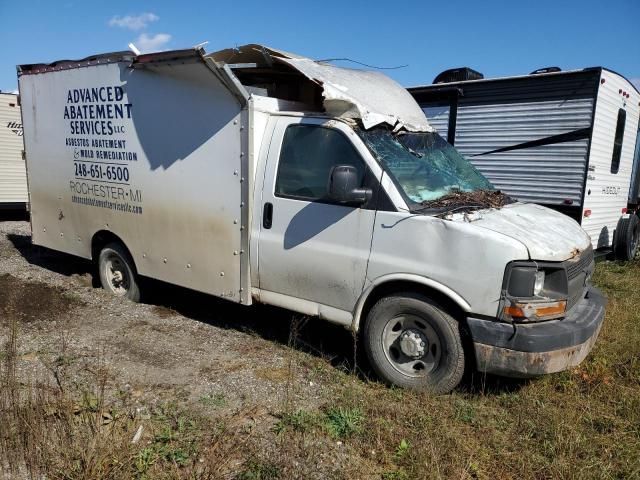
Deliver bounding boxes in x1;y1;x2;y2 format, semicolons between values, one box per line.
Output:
18;45;606;393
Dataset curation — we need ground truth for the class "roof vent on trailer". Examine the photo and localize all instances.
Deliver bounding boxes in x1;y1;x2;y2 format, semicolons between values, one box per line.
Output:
530;66;562;75
433;67;484;84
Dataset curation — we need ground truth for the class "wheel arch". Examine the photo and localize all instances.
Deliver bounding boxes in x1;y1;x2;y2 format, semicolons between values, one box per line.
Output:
351;274;471;332
91;230;138;272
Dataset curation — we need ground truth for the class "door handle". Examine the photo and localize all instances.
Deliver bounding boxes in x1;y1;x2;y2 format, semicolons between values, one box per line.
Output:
263;202;273;229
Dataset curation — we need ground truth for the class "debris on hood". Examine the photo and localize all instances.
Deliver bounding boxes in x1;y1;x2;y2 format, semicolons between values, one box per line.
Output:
208;44;432;133
421;190;512;213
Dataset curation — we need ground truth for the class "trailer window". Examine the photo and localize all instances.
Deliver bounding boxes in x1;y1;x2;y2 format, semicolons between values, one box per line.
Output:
275;125;366;201
611;108;626;174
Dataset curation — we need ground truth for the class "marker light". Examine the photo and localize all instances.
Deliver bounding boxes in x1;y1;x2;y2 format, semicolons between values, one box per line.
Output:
503;300;567;322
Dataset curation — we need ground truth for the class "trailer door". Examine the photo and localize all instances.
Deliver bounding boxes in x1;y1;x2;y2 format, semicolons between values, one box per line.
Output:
257;117;376;316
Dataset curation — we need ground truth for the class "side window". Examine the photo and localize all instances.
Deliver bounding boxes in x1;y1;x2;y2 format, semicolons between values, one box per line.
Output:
275;125;366;200
611;108;626;174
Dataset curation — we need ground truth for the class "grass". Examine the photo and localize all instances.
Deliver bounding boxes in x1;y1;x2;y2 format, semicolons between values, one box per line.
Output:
1;260;640;478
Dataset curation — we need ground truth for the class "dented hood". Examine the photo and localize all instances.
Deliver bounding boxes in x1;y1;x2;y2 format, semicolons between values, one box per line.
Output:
450;203;592;261
209;44;432;132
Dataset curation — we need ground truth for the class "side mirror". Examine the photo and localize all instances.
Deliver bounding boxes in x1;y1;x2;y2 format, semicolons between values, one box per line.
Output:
327;165;372;205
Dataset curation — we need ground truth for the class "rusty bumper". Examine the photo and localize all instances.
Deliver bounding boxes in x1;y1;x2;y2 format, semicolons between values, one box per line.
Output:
467;287;606;378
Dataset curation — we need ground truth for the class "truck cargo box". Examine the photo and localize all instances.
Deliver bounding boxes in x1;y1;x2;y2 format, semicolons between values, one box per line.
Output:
19;49;250;301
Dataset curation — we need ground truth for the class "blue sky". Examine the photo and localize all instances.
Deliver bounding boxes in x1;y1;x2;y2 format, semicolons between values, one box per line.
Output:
1;0;639;93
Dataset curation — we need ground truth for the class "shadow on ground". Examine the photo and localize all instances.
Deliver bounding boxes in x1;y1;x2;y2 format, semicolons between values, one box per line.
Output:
6;231;528;395
0;209;29;222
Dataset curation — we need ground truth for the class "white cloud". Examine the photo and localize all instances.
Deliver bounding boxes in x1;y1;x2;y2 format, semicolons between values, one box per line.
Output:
135;33;171;53
109;12;158;31
1;88;18;94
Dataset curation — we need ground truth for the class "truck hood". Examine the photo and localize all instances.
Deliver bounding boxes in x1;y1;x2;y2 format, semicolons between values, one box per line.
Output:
448;203;591;261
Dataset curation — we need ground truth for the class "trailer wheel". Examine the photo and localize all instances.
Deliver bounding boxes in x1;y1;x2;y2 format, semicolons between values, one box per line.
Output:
363;293;465;394
614;214;640;261
98;242;141;302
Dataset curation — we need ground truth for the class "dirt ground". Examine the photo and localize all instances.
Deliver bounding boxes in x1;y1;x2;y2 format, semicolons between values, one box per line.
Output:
0;217;368;478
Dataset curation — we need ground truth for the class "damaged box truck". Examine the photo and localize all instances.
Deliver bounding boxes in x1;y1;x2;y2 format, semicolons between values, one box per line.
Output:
18;45;605;393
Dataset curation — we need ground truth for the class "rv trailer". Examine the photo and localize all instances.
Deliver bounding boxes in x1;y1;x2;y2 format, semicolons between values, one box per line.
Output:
0;92;27;208
409;67;640;259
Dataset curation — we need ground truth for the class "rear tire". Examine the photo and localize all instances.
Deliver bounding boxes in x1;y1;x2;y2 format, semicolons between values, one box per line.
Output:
363;293;465;394
98;242;141;302
614;214;640;261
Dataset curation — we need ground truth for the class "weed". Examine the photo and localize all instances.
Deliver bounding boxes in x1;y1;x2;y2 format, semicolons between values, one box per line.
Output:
394;439;410;458
237;459;281;480
199;392;226;408
454;399;476;424
382;469;409;480
273;409;318;435
324;406;364;439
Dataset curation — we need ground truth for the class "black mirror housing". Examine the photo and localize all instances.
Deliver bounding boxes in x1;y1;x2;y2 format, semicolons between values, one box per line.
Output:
327;165;372;205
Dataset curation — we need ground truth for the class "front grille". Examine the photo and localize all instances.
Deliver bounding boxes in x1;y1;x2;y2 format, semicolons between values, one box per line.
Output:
566;246;594;310
567;245;594;280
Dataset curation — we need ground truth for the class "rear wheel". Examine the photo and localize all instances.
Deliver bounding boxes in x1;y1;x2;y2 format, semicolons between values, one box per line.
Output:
363;293;465;394
98;242;141;302
614;214;640;261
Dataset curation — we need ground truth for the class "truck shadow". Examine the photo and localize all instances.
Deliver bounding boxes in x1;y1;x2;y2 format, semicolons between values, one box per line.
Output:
7;233;96;280
7;232;529;396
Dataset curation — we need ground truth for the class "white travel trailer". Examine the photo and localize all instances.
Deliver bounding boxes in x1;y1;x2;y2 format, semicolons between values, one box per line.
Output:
0;92;27;208
19;46;605;393
409;67;640;260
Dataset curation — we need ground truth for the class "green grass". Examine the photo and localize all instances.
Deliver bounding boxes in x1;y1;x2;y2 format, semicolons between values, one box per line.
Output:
199;392;227;408
324;406;365;439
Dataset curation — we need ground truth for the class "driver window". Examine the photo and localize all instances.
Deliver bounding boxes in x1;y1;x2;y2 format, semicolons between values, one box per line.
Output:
275;125;366;200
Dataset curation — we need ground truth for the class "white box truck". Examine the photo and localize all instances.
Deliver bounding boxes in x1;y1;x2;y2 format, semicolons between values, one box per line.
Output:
18;45;605;393
0;92;27;208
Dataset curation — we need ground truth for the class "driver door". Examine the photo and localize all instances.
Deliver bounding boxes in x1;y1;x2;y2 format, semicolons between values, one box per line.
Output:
257;117;378;315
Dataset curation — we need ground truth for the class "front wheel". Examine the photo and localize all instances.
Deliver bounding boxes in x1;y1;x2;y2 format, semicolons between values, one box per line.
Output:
363;293;465;394
98;242;141;302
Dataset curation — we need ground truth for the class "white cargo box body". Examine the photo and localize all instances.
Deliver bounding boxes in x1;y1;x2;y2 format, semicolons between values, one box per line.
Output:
19;50;250;302
0;92;27;206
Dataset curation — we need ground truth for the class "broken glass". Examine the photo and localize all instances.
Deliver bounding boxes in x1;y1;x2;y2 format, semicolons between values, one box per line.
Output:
358;128;495;208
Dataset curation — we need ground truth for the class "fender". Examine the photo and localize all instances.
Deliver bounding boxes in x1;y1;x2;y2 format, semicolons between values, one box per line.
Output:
351;273;472;331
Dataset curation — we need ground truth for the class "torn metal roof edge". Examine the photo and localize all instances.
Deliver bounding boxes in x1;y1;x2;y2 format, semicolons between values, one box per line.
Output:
209;44;433;132
16;43;433;132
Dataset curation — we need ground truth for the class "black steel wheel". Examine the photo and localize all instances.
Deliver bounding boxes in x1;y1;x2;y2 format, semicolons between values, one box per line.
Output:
363;292;465;394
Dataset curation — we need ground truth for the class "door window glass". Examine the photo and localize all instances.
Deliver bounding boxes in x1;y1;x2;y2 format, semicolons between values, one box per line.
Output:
275;125;366;200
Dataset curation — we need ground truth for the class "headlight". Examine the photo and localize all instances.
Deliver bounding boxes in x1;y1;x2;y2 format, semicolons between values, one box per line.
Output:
501;262;568;323
533;271;545;296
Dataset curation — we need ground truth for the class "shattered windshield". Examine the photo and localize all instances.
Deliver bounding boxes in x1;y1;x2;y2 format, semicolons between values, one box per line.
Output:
358;128;495;208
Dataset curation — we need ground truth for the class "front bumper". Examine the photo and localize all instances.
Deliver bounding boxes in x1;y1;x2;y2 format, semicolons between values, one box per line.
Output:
467;287;606;378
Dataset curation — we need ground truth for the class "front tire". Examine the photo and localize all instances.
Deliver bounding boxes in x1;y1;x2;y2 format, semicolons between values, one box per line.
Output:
363;293;465;394
98;242;141;302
